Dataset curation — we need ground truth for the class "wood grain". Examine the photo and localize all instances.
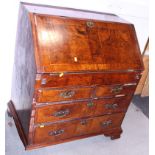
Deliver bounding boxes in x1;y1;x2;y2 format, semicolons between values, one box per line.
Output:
34;113;125;144
30;14;144;73
10;4;144;150
35;72;140;88
35;87;93;102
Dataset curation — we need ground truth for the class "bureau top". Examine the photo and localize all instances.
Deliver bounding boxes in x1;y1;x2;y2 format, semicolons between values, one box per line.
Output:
28;6;143;73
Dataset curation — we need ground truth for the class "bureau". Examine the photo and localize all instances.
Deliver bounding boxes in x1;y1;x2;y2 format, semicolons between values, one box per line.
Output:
8;4;144;150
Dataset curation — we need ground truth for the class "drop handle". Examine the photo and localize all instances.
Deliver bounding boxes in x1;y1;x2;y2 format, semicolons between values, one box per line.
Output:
101;120;112;128
60;90;75;98
111;86;123;93
49;129;64;136
53;109;70;117
81;120;87;125
86;21;94;28
105;103;118;109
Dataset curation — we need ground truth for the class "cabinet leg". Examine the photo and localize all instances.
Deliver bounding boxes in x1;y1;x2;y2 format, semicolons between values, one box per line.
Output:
110;134;121;140
104;127;122;140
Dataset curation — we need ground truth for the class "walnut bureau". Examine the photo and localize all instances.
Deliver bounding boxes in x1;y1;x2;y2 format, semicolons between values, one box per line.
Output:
8;4;144;150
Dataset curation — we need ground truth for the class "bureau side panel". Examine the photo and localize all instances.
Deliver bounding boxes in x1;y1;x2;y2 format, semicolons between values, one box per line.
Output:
11;4;36;136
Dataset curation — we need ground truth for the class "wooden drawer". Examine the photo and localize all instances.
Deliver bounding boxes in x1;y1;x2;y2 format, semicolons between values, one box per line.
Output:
74;113;125;136
34;120;77;144
93;95;132;116
35;72;141;88
35;95;132;123
35;87;93;103
35;100;96;123
34;113;125;144
91;113;125;133
95;84;137;98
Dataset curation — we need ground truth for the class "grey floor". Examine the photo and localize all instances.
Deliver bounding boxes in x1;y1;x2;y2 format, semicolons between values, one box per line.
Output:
5;103;149;155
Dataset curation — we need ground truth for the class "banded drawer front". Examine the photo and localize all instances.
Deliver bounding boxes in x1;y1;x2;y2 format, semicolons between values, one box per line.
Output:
34;113;125;144
95;84;137;98
34;120;76;144
93;95;132;116
35;72;141;88
35;100;96;123
36;87;93;103
35;95;132;123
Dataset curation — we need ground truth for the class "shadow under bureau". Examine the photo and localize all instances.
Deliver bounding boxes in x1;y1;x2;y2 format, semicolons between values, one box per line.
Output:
8;4;144;150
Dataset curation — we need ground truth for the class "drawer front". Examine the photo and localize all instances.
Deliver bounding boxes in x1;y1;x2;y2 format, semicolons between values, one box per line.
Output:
35;95;132;123
91;113;125;133
34;113;125;144
73;113;125;136
36;87;93;103
95;84;136;98
34;121;77;144
35;100;96;123
35;72;141;88
94;95;132;116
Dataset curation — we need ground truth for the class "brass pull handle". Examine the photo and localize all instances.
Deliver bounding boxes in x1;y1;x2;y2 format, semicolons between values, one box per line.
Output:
101;120;112;128
60;90;75;98
81;120;87;125
105;103;118;109
53;109;70;117
49;129;64;136
111;86;123;93
87;102;94;108
86;21;94;28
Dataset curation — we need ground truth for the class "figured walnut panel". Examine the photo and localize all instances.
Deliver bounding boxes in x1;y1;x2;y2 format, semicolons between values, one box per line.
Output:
34;113;125;144
35;87;93;102
35;95;132;124
95;85;136;97
35;72;140;88
30;14;143;72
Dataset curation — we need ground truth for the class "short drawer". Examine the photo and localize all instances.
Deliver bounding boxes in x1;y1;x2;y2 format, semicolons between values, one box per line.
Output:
93;95;132;116
35;87;93;103
74;113;125;136
90;113;125;133
35;72;141;88
34;113;125;144
34;120;77;144
95;84;137;98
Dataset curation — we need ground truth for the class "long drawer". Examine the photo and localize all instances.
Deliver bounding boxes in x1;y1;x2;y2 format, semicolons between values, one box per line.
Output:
35;95;132;123
34;113;125;144
35;72;141;88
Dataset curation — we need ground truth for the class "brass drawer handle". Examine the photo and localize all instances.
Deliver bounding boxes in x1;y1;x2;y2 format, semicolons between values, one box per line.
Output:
87;102;94;107
105;103;118;109
49;129;64;136
81;120;87;125
111;86;123;93
53;109;70;117
86;21;94;28
60;90;75;98
101;120;112;128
